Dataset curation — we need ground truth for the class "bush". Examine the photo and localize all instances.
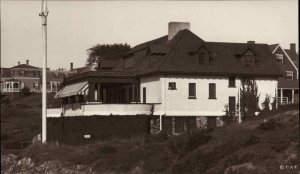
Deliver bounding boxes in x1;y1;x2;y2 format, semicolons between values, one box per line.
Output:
257;119;282;131
21;87;31;96
184;130;211;152
261;95;271;112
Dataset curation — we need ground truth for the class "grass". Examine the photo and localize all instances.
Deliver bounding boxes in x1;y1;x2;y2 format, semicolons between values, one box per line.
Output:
1;93;60;152
1;99;299;173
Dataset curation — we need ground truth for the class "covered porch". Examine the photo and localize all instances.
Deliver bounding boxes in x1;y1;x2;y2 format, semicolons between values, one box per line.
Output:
277;88;299;104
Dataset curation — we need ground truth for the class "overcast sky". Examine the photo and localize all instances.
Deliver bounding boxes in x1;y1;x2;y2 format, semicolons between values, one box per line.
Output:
1;0;298;70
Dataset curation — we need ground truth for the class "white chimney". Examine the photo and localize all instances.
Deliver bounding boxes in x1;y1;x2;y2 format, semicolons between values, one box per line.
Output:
168;22;191;40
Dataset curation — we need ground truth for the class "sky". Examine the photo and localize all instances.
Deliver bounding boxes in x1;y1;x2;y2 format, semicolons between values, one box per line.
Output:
1;0;298;70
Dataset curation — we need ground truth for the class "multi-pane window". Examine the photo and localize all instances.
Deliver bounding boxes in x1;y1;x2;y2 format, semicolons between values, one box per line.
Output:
199;54;205;65
209;83;216;99
276;54;283;63
188;83;196;99
124;57;134;69
229;76;236;87
168;82;176;90
244;56;255;67
285;71;293;80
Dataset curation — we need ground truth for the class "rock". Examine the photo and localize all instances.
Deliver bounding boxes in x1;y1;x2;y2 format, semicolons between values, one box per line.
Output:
224;163;265;174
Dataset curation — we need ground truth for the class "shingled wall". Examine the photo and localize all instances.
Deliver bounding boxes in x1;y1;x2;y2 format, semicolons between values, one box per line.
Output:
47;115;151;145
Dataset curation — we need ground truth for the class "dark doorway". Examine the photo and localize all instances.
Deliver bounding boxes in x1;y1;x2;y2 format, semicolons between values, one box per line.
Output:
229;96;236;112
207;117;216;129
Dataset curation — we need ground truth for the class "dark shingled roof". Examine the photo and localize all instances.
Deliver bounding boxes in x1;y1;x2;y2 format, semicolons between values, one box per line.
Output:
268;44;279;53
11;64;40;69
112;29;281;77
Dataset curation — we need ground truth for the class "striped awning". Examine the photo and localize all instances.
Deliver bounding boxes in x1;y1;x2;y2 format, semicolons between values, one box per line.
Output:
54;81;88;99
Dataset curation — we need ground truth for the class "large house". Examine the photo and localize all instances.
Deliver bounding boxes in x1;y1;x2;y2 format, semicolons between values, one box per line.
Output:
47;22;281;144
0;60;75;98
269;43;299;104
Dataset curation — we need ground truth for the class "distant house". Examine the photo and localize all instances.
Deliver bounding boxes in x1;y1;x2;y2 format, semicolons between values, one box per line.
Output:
269;44;299;104
47;22;281;143
0;60;75;97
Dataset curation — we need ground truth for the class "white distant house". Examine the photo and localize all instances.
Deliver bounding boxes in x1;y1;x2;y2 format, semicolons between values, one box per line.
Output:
47;22;281;139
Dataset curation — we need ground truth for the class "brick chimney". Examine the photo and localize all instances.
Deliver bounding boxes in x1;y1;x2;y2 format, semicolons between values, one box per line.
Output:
18;61;20;65
247;41;255;44
290;43;296;52
26;60;29;65
70;62;73;71
168;22;191;40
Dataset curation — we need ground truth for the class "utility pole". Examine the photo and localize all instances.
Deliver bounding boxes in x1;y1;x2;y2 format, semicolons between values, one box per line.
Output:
39;0;49;143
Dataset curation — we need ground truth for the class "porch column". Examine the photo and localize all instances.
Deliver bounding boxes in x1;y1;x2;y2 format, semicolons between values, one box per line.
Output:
292;89;295;103
159;115;163;131
280;89;283;104
50;82;53;92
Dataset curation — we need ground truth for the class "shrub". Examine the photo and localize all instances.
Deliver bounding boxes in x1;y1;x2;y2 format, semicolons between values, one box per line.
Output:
184;130;211;152
21;86;31;96
261;95;271;112
257;119;282;131
240;78;260;120
167;134;187;154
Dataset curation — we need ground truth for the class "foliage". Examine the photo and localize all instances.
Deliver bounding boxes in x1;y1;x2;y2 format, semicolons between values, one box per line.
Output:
21;86;31;96
222;103;239;124
271;97;277;111
240;78;260;120
86;43;131;66
261;95;271;112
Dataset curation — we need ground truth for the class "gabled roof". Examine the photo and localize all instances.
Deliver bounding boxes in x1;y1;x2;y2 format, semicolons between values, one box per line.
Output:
113;29;280;77
284;49;298;62
268;44;279;53
11;64;40;69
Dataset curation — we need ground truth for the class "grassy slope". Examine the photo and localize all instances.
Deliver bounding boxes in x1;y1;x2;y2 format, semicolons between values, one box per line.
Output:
1;93;61;151
11;106;299;174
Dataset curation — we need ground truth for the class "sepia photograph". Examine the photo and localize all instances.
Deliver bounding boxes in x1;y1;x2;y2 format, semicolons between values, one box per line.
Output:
1;0;299;173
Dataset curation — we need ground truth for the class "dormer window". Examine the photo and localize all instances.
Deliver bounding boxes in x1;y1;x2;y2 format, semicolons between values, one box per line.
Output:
285;71;293;80
244;56;255;67
199;54;205;65
124;56;134;69
276;54;283;63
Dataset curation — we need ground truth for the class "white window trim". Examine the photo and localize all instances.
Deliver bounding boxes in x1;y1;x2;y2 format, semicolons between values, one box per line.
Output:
285;71;293;80
275;54;283;63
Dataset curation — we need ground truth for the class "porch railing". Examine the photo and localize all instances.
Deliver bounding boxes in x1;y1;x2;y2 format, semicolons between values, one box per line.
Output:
0;88;20;92
47;103;153;117
277;97;288;104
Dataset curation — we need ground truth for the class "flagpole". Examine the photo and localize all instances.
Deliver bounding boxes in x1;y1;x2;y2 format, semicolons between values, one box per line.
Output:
39;0;49;143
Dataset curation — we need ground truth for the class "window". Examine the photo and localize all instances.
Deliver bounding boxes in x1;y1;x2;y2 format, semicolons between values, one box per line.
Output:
228;76;236;87
276;54;283;63
199;54;205;65
209;83;216;99
168;82;176;90
244;56;255;67
19;70;25;76
124;57;134;69
188;83;196;99
285;71;293;80
229;97;236;112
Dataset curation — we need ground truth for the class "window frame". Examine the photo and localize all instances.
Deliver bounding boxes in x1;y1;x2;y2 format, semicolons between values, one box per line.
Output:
198;54;205;65
276;54;283;63
228;76;236;88
208;83;217;99
285;71;293;80
188;83;196;99
168;82;177;90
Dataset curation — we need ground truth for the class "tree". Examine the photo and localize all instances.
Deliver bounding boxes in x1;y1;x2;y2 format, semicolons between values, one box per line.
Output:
86;43;131;66
21;86;31;96
240;78;260;120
